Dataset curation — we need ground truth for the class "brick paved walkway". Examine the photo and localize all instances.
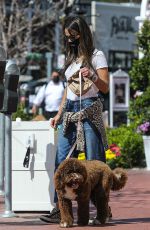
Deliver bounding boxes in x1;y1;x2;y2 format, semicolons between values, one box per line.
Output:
0;169;150;230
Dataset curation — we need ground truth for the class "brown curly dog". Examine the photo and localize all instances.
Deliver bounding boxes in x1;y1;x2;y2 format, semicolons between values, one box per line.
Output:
54;158;127;228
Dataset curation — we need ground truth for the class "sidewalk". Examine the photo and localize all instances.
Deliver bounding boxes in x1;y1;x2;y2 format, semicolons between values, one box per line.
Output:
0;169;150;230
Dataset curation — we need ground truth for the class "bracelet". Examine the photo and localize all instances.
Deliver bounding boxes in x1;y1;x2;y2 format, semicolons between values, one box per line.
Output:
90;74;98;83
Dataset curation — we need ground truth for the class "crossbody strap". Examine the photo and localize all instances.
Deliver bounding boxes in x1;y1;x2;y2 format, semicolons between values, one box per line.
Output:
65;69;82;159
79;70;82;116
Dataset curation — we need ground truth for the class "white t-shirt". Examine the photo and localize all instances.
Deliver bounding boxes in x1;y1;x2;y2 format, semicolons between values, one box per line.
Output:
65;49;108;101
33;81;65;112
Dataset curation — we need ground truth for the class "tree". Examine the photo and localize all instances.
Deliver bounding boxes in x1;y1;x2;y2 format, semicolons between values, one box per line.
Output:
129;20;150;124
0;0;75;60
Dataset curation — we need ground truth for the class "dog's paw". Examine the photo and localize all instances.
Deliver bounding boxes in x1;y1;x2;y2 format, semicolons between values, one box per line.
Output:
99;217;107;225
60;220;73;228
106;217;110;223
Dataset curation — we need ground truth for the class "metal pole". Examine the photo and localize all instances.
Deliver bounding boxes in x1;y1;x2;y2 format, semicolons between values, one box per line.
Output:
46;52;52;81
0;113;5;196
109;74;113;128
0;114;15;217
55;20;60;69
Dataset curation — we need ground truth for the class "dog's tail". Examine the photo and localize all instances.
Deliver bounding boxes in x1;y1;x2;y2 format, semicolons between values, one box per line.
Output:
111;168;127;191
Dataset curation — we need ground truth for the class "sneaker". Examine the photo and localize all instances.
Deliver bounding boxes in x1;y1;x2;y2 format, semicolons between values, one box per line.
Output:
89;217;101;225
40;208;61;223
89;206;112;225
89;216;109;225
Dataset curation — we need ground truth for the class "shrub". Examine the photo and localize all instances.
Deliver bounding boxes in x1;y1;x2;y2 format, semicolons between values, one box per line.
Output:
106;125;146;169
129;86;150;125
129;20;150;125
12;103;33;121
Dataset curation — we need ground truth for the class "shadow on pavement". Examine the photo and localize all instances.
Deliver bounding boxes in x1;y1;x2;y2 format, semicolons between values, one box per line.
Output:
0;217;149;227
114;217;150;224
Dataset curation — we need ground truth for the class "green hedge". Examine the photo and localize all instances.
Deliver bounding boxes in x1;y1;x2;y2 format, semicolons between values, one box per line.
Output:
12;103;33;121
129;86;150;125
106;125;146;169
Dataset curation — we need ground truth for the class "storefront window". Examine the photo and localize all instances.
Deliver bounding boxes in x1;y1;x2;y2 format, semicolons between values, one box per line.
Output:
108;50;135;71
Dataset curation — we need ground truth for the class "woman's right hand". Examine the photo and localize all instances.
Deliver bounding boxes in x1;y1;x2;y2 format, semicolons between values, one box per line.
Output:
50;114;61;129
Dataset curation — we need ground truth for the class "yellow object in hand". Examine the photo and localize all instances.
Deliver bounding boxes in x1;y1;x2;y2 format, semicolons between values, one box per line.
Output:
78;152;86;160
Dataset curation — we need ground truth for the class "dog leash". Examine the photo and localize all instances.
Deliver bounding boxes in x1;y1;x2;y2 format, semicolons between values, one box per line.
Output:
66;69;83;159
66;140;77;159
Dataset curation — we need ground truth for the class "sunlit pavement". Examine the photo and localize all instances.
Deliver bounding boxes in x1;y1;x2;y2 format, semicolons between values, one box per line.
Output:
0;169;150;230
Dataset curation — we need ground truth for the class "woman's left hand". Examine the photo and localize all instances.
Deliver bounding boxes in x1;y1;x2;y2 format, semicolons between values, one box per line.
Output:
80;66;109;93
80;67;92;78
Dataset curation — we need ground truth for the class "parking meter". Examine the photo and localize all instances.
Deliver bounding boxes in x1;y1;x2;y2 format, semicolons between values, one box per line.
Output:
2;60;20;113
0;47;7;110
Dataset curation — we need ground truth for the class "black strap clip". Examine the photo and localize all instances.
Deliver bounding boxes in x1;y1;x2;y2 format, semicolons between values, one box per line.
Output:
23;146;31;168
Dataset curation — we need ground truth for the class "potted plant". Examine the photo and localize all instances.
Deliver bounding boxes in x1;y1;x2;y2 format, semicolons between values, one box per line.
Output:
137;122;150;170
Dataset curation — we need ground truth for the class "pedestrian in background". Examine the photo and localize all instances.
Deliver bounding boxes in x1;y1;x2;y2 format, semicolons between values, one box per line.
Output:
32;71;65;120
40;16;109;224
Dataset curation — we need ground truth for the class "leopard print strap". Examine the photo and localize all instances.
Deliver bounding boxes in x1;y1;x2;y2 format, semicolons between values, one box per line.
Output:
63;98;108;152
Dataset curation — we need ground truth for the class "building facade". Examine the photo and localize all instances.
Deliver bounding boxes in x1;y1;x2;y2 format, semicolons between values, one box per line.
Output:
91;1;140;72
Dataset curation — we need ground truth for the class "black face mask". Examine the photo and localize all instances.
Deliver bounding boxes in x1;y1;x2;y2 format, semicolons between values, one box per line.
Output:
52;76;59;84
69;38;80;48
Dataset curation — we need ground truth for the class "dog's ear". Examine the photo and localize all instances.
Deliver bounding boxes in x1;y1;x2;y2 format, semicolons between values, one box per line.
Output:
81;166;87;182
54;170;64;190
68;158;88;183
75;163;88;183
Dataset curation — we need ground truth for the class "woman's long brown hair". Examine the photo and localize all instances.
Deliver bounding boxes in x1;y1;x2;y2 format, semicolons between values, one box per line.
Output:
63;16;95;74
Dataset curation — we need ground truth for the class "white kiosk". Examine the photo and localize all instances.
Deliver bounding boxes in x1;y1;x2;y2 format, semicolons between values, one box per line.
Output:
12;121;57;211
109;69;130;128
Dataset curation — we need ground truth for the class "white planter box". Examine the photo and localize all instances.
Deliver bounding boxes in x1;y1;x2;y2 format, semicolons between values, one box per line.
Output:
143;135;150;170
12;121;57;211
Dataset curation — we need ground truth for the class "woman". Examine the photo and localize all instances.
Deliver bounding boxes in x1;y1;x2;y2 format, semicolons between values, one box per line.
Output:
40;16;109;224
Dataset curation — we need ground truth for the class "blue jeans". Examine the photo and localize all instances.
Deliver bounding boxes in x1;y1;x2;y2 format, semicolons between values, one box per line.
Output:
54;97;106;203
